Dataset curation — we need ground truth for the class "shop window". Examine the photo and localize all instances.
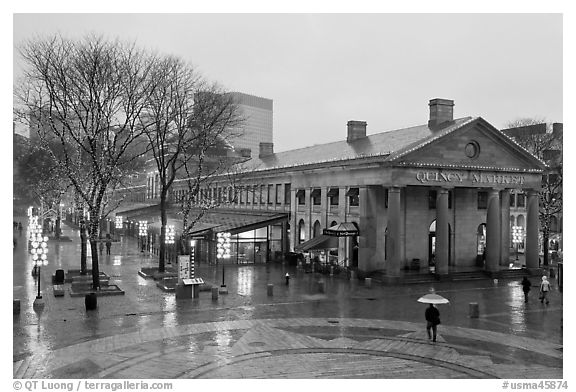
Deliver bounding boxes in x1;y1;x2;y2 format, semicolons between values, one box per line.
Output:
477;191;488;210
311;188;321;206
239;186;244;204
510;193;516;207
328;188;339;206
347;187;359;207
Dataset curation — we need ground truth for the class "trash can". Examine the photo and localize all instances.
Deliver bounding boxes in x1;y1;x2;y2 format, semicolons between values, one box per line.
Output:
469;302;479;318
267;283;274;297
54;269;65;284
85;293;97;311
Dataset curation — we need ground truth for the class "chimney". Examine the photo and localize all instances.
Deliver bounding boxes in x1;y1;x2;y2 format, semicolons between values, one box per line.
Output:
259;142;274;158
347;120;367;142
428;98;454;129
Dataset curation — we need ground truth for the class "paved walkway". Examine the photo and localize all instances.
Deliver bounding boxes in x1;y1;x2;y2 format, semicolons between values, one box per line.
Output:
12;220;563;379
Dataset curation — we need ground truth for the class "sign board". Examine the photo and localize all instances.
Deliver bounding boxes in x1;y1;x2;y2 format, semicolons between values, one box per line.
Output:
178;255;190;284
182;278;204;285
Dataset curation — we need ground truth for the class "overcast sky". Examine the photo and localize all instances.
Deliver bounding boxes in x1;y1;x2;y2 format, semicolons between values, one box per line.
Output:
12;13;562;152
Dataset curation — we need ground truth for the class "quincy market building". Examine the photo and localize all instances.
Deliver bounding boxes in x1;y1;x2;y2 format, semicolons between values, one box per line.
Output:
120;99;547;280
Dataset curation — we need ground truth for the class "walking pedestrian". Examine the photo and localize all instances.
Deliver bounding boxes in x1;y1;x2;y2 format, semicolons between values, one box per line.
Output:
105;234;112;255
521;276;532;303
425;304;441;342
539;276;551;304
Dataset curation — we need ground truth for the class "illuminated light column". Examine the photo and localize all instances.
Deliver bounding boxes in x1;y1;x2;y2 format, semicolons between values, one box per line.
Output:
525;190;540;269
139;221;148;253
165;225;175;264
485;189;501;271
512;226;524;263
115;216;123;229
189;239;195;279
216;232;231;290
31;231;49;307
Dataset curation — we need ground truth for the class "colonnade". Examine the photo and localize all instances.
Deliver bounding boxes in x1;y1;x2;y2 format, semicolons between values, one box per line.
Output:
385;186;540;277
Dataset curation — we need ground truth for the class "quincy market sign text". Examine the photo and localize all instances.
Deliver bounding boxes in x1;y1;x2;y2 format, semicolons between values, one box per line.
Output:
415;170;525;185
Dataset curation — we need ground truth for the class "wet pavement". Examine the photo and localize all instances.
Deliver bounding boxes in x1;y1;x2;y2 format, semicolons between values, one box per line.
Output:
12;219;563;379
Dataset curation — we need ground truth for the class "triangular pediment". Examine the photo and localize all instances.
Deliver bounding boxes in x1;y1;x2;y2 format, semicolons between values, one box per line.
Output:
389;118;546;172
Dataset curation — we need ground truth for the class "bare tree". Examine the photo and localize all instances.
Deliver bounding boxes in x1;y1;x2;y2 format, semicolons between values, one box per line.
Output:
140;61;245;272
504;118;563;266
139;56;199;273
176;90;247;254
14;34;156;289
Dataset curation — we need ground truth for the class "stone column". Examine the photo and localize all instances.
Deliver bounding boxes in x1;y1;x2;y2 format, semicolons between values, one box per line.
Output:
436;188;450;275
320;186;328;230
290;189;297;251
500;189;511;266
485;189;501;271
525;189;540;269
387;187;402;277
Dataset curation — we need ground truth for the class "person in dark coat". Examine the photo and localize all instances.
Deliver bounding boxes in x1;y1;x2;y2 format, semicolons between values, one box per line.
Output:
105;234;112;255
425;304;441;342
521;276;532;303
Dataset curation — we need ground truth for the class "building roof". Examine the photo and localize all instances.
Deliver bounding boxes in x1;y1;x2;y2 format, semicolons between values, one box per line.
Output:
239;117;474;173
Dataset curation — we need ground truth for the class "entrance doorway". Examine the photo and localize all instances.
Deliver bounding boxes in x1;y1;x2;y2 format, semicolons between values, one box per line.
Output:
476;223;487;267
428;220;452;269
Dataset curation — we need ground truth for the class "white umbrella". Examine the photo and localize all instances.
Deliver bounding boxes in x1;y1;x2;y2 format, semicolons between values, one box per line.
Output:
417;293;450;304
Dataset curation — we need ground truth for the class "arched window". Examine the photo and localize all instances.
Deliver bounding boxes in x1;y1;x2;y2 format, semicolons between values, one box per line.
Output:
298;219;306;244
517;215;526;229
313;220;322;238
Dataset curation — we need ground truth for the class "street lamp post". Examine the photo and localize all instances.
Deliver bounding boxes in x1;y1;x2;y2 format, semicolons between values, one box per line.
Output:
216;232;231;292
512;226;524;262
166;225;175;265
139;221;148;253
30;226;48;308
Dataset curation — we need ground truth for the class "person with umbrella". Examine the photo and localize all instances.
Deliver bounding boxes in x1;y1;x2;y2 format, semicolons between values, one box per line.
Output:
418;293;448;342
425;304;441;342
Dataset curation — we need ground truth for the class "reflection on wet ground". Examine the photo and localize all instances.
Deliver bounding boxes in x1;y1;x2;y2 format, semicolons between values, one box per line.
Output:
13;221;563;378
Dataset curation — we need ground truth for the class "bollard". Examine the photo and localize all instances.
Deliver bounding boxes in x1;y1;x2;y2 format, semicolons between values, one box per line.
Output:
211;286;219;300
85;293;98;311
365;278;372;288
349;270;356;281
267;283;274;297
469;302;479;318
318;280;325;293
13;299;21;314
285;273;290;285
330;266;334;276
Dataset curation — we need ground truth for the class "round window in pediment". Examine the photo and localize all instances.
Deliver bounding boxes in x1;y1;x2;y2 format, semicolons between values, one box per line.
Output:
465;141;480;159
